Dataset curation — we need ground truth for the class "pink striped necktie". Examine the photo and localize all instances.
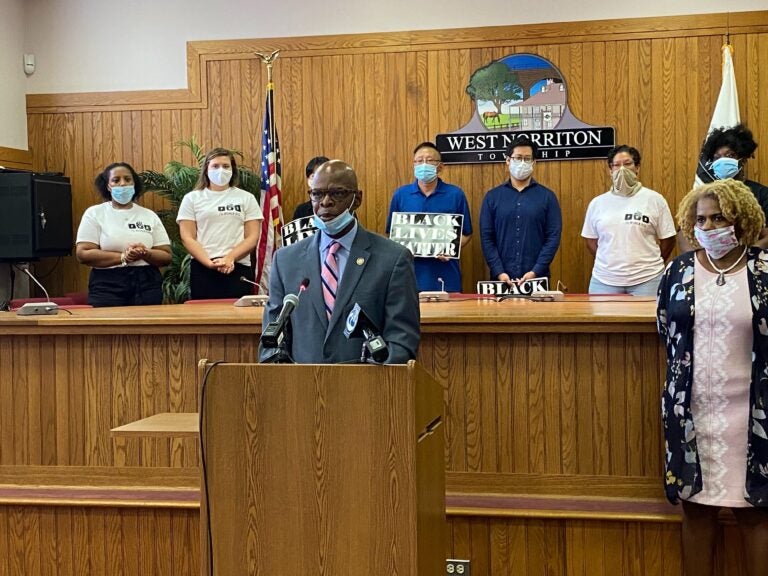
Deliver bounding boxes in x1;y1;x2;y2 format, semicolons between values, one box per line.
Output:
321;241;341;320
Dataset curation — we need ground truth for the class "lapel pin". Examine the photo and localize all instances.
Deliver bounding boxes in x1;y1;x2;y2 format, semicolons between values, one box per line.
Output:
356;258;365;265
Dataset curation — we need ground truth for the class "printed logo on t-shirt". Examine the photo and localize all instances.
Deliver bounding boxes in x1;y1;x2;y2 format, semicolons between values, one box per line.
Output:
218;204;242;213
128;221;152;231
624;212;650;225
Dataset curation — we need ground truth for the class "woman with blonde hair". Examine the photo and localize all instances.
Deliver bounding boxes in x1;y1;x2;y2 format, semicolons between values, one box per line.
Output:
657;178;768;575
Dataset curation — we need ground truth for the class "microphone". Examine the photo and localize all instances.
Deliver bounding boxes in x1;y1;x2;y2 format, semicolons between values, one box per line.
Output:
419;276;449;302
235;276;268;307
343;302;389;363
16;264;59;316
260;278;310;348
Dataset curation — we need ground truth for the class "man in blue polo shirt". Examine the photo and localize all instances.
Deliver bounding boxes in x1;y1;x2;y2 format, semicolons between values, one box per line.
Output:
386;142;472;292
480;137;562;284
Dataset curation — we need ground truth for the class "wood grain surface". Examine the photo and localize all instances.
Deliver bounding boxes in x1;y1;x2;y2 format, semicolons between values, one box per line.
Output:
23;11;768;297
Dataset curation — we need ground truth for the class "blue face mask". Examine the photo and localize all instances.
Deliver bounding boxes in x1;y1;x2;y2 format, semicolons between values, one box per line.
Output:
414;163;438;183
111;185;135;205
312;195;356;236
711;157;740;180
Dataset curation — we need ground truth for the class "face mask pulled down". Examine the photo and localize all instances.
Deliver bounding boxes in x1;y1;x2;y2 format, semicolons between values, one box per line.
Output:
313;194;356;236
611;167;641;197
694;225;740;260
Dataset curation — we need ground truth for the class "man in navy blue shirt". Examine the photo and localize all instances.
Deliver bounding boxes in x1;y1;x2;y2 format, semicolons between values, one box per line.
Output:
480;137;562;284
386;142;472;292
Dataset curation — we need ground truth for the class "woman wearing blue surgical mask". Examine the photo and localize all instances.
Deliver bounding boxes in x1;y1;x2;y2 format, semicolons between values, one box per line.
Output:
177;148;263;299
75;162;172;307
657;179;768;576
699;124;768;248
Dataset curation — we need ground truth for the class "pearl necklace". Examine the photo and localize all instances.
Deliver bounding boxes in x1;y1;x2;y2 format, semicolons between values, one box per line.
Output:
704;245;748;286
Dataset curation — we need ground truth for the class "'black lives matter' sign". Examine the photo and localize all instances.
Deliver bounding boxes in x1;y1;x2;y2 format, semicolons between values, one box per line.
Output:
281;216;318;247
389;213;463;259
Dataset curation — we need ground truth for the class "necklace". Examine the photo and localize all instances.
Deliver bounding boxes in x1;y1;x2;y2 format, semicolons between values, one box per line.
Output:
704;245;748;286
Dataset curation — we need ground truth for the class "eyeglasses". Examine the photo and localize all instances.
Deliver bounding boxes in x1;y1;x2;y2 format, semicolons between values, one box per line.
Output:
309;188;357;202
509;156;534;164
413;159;440;166
609;161;635;169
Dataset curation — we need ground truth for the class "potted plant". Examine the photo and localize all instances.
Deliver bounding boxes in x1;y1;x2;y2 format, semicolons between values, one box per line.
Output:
139;138;262;303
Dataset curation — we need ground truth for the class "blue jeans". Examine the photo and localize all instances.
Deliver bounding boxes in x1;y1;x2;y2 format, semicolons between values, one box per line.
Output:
588;273;662;296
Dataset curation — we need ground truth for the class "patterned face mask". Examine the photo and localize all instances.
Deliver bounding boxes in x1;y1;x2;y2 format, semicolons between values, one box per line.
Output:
693;225;739;259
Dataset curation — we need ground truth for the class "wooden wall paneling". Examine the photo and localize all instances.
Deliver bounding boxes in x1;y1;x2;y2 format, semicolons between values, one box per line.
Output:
0;146;32;170
342;53;366;186
301;56;322;177
750;34;767;182
574;334;595;474
590;334;611;476
11;336;29;464
607;334;628;476
543;335;565;474
238;59;259;175
511;334;530;473
477;335;499;473
558;334;578;475
463;332;483;472
446;333;467;471
277;57;302;213
494;332;514;473
0;337;13;465
527;334;546;473
39;335;57;466
206;60;223;147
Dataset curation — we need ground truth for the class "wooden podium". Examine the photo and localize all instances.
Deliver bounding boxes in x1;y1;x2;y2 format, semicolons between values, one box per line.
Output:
198;360;446;576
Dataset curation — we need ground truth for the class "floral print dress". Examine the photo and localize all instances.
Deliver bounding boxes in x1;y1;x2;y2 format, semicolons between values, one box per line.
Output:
656;248;768;506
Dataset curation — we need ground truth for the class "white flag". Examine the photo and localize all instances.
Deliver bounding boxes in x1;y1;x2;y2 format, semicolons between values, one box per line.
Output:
695;44;740;186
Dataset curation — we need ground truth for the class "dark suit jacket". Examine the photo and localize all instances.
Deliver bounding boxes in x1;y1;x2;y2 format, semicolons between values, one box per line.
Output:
259;226;420;363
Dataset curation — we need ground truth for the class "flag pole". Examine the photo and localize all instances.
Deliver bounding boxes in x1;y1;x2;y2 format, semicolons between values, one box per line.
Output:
256;49;280;164
254;50;283;294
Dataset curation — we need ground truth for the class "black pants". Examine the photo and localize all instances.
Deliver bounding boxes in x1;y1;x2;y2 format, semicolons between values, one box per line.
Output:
88;266;163;307
189;259;254;300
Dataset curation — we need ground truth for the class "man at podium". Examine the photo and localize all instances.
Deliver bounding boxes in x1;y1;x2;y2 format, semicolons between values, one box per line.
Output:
260;160;420;364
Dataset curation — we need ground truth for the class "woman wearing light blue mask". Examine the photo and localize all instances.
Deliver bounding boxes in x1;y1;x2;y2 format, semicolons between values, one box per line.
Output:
698;124;768;248
75;162;172;306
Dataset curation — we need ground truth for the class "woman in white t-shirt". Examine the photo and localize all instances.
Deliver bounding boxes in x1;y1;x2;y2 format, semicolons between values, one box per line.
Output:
76;162;172;307
177;148;263;299
581;145;677;295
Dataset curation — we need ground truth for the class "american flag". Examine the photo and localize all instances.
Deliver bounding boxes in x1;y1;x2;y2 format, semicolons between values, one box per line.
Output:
695;44;740;186
255;81;283;293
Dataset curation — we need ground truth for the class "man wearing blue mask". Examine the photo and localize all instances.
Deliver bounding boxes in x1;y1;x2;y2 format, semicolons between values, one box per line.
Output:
260;160;420;364
385;142;472;292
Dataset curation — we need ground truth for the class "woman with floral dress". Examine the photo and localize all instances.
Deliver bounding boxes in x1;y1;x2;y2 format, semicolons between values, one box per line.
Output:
657;178;768;575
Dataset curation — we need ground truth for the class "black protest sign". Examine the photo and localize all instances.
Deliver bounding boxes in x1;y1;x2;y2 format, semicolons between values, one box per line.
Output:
389;212;463;259
476;278;549;295
281;216;318;247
